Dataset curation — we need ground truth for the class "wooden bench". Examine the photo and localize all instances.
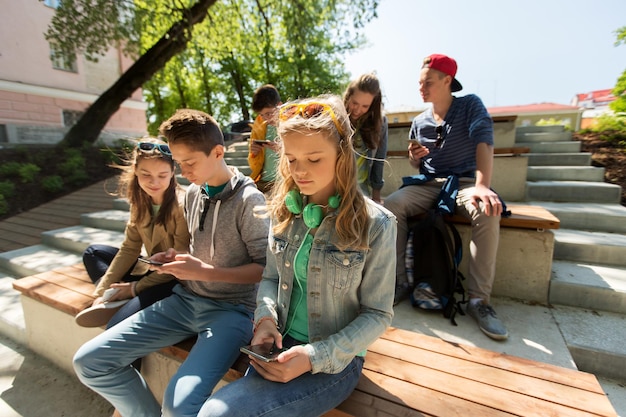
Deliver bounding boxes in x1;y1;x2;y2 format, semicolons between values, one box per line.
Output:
13;263;618;416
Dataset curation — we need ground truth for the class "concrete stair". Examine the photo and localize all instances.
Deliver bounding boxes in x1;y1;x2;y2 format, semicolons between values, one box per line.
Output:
519;125;626;384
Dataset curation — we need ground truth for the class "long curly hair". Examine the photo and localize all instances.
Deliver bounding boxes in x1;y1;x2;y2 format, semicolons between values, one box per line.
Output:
268;95;370;251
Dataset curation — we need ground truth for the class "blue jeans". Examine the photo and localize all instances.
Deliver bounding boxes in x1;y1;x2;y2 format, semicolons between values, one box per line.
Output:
73;284;253;417
197;345;364;417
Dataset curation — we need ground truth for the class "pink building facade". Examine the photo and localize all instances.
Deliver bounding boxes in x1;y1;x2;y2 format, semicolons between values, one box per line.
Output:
0;1;147;145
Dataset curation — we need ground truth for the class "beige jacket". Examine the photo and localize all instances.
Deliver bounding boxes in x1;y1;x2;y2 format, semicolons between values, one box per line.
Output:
93;197;191;297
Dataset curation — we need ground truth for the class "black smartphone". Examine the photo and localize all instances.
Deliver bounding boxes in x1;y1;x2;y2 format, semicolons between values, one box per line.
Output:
137;257;164;266
240;342;286;362
252;140;269;146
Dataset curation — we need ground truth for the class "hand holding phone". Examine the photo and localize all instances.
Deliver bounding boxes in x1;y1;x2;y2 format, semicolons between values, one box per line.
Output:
240;342;286;363
407;139;423;148
138;257;164;266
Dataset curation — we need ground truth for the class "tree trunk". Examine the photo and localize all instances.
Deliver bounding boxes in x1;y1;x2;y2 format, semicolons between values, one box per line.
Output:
59;0;218;148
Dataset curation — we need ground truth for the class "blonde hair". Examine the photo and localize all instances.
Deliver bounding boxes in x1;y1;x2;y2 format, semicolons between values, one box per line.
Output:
268;95;370;251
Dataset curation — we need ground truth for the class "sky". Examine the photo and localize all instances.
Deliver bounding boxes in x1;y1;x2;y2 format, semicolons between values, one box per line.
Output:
343;0;626;111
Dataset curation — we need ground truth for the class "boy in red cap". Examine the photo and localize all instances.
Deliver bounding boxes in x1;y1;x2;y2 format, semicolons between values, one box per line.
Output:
385;53;508;341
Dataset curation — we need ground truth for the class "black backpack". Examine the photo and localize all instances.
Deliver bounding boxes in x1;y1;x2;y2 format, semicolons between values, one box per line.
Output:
407;209;466;325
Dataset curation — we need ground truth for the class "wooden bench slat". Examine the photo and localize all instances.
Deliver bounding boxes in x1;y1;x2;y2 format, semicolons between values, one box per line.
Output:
13;275;92;315
446;204;559;230
366;344;613;416
355;369;517;417
380;328;600;393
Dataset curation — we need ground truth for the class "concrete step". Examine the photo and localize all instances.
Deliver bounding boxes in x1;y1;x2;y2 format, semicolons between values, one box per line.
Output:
0;245;83;277
515;131;573;142
552;305;626;383
0;273;25;345
516;141;581;153
526;181;622;203
550;260;626;314
527;166;605;182
516;125;565;134
41;226;126;255
112;198;130;211
229;165;252;176
553;228;626;267
80;210;129;232
225;156;249;167
530;202;626;233
527;152;591;166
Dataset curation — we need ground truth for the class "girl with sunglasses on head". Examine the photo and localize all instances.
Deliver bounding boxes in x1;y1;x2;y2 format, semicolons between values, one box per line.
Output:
77;138;190;329
198;95;397;417
343;72;388;204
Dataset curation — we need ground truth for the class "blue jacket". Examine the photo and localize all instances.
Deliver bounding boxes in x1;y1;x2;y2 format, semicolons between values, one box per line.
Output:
255;198;397;374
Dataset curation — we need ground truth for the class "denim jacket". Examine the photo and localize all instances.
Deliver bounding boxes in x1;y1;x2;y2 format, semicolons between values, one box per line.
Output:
255;199;397;374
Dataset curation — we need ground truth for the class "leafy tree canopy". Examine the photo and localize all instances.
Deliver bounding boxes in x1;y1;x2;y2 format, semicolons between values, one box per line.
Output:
611;26;626;114
45;0;380;138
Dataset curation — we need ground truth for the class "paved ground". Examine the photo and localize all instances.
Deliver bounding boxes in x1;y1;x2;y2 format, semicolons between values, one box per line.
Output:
0;334;113;417
0;179;118;253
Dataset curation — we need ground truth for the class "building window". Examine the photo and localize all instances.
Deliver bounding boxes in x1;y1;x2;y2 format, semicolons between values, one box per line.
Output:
50;45;77;72
44;0;61;8
63;110;84;127
0;125;7;143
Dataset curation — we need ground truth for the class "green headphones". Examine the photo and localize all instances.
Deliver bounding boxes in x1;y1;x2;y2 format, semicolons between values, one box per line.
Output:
285;190;341;229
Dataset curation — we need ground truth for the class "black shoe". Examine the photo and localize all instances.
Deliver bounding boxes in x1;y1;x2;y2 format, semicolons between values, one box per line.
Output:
393;283;412;306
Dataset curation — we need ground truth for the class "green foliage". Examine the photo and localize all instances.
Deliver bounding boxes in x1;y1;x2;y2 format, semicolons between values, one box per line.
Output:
58;148;88;185
0;195;8;217
584;114;626;147
0;180;16;198
18;163;41;183
610;26;626;113
536;118;571;131
41;175;65;194
593;114;626;132
0;161;21;177
143;0;377;132
45;0;380;136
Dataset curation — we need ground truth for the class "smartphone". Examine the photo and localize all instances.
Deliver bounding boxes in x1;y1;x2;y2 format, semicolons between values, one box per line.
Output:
240;342;286;363
407;139;423;147
252;140;270;146
137;257;164;266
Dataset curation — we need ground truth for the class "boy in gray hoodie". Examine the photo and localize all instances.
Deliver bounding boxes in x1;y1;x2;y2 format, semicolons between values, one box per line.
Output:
73;109;269;417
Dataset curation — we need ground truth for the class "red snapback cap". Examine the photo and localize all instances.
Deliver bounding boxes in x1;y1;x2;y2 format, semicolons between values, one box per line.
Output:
423;54;463;92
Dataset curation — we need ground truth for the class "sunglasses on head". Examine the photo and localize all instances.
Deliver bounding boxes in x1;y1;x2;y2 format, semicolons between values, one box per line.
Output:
279;102;345;138
435;125;444;149
137;142;172;156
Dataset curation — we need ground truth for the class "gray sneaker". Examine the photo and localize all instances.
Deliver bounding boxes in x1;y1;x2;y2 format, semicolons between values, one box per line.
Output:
466;301;509;340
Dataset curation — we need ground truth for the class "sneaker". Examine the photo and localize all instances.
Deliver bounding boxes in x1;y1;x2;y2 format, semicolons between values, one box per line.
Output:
393;282;412;306
75;299;129;328
466;301;509;341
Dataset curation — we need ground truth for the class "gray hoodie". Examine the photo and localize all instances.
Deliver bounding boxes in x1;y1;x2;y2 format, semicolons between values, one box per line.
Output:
182;168;269;312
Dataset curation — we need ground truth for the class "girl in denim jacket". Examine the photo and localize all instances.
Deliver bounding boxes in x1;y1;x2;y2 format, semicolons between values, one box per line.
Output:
198;95;397;417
